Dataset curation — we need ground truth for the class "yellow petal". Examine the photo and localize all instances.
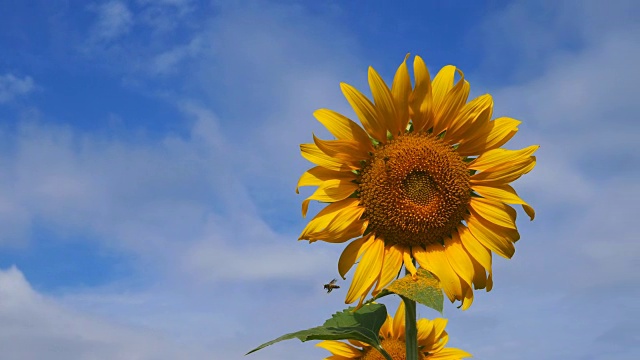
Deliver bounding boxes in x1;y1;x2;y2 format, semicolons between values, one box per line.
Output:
310;221;367;244
457;117;521;156
427;332;449;354
472;183;536;221
305;205;367;243
470;157;536;185
315;340;362;357
433;69;470;136
459;281;474;310
296;166;356;194
368;66;398;137
444;93;493;145
313;109;373;151
392;300;406;339
445;233;475;287
355;282;376;309
306;202;364;234
340;83;387;142
416;318;434;344
487;272;493;291
372;245;403;295
403;247;417;277
431;318;448;343
522;203;535;221
300;198;360;235
379;314;394;339
338;236;368;279
345;237;385;304
422;333;448;354
482;116;521;150
469;253;489;290
468;145;539;171
323;355;353;360
301;179;358;217
347;339;368;349
431;65;456;111
391;54;412;135
313;134;369;163
413;245;462;303
300;143;359;172
410;55;433;132
467;213;516;259
457;225;492;273
428;347;473;359
469;197;517;229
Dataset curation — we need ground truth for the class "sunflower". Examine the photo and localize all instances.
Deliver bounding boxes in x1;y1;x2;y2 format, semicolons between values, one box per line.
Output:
317;302;472;359
297;55;537;308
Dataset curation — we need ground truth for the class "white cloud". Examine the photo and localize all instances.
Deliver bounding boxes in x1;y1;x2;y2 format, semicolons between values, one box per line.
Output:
0;101;340;287
0;266;208;360
136;0;192;12
0;74;35;103
449;1;640;358
0;264;346;360
182;1;363;200
477;0;640;80
77;0;200;77
90;1;133;42
503;0;640;283
136;0;195;33
570;177;640;288
0;5;365;356
478;0;640;206
149;36;203;75
180;212;337;282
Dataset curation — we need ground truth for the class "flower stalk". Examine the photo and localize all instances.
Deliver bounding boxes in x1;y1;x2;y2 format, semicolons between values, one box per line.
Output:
402;295;418;360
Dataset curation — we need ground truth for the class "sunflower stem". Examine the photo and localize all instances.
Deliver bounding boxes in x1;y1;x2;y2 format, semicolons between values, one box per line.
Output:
402;295;418;360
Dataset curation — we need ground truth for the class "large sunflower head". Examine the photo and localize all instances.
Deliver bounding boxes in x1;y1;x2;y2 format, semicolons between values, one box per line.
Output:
297;54;538;308
316;302;472;359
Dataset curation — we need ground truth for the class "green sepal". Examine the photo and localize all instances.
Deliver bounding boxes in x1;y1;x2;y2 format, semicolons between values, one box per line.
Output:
246;303;391;358
370;268;444;314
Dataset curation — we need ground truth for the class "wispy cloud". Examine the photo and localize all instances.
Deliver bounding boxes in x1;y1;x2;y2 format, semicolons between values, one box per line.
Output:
179;212;337;282
89;1;133;42
137;0;195;33
0;101;338;286
445;1;640;358
0;74;35;104
149;36;203;75
0;266;210;359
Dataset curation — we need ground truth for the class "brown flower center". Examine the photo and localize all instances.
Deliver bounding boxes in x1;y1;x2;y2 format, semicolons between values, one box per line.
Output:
358;133;470;247
360;338;425;360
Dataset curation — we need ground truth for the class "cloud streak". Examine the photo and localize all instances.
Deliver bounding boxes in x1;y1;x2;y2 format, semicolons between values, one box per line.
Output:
0;74;35;104
89;1;133;42
0;266;211;360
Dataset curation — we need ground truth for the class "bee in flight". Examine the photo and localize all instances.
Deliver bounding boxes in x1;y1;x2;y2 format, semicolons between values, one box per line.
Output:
323;278;340;293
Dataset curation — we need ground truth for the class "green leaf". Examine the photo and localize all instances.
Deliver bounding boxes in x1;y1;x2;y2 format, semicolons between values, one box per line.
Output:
246;303;390;357
371;268;444;314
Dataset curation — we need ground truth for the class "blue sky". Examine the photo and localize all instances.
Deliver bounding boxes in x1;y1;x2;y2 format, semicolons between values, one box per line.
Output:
0;0;638;359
